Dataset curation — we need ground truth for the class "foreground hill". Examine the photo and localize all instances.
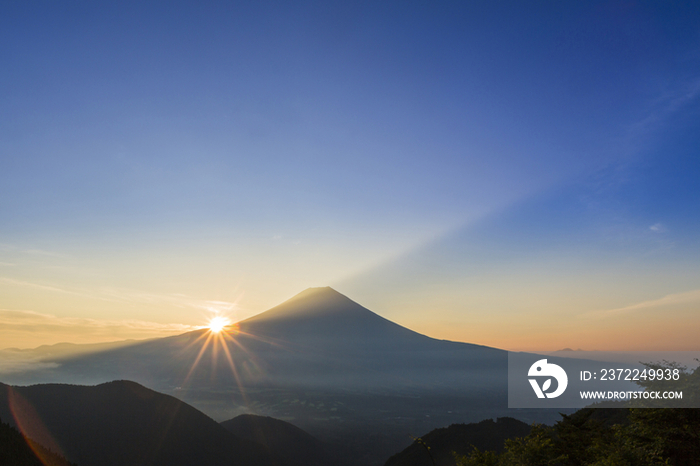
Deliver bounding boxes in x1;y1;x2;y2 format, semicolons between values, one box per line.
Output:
450;407;700;466
221;414;337;466
0;417;77;466
384;418;531;466
0;380;273;466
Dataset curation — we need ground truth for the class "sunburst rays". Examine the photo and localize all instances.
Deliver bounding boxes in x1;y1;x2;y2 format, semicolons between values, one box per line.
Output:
178;314;307;413
180;322;263;405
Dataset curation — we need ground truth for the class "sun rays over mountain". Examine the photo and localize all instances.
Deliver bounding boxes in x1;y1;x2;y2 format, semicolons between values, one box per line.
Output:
208;316;230;333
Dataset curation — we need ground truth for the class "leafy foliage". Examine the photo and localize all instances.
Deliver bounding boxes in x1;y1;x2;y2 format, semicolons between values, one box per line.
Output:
385;418;531;466
455;361;700;466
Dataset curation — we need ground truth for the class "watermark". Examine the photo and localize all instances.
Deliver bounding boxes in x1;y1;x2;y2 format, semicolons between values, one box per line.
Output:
508;351;698;408
580;390;682;401
528;359;568;398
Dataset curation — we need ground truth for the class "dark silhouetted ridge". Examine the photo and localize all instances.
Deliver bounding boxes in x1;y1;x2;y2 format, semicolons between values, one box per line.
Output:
0;416;76;466
384;417;531;466
221;414;336;466
0;381;273;466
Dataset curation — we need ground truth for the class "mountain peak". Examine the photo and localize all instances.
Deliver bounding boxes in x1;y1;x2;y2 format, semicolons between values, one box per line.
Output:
242;286;371;325
287;286;341;302
236;286;434;348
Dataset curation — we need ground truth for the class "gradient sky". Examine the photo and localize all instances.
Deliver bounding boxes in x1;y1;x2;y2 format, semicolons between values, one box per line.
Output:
1;1;699;351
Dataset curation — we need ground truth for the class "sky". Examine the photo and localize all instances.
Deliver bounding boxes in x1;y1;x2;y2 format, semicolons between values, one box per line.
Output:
1;1;700;351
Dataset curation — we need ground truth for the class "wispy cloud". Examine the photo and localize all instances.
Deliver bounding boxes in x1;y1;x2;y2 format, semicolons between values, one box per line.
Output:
0;308;200;332
0;354;59;374
22;249;69;258
0;242;69;258
0;277;242;314
0;277;105;301
0;308;202;372
582;289;700;319
626;77;700;145
96;287;241;314
0;308;202;352
652;78;700;115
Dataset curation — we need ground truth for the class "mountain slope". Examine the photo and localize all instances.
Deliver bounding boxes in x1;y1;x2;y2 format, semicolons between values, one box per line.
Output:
5;287;506;393
0;416;77;466
221;414;337;466
0;380;273;466
238;287;434;347
384;417;532;466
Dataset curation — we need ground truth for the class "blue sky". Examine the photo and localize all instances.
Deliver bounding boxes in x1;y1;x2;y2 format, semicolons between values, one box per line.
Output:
1;1;699;350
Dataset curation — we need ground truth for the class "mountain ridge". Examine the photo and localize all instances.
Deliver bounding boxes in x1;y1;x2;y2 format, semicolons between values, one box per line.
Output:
221;413;337;466
0;380;274;466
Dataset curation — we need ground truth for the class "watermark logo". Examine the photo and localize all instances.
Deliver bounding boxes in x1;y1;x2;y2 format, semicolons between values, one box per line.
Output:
528;359;568;398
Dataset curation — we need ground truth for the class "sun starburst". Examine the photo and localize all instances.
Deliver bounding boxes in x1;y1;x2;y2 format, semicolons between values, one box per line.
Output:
208;316;229;333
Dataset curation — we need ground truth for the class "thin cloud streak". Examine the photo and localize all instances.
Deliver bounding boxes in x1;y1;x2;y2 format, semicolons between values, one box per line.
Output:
625;77;700;148
582;289;700;320
0;277;104;301
0;308;199;332
0;277;241;315
22;249;69;258
0;242;69;258
0;308;202;351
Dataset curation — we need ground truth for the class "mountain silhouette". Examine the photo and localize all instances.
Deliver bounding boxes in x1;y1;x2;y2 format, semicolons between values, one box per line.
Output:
0;380;274;466
384;417;531;466
232;286;467;362
221;414;336;466
0;415;77;466
4;287;507;393
238;287;432;346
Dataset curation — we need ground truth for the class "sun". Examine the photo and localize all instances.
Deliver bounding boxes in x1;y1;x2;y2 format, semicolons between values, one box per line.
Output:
208;316;229;333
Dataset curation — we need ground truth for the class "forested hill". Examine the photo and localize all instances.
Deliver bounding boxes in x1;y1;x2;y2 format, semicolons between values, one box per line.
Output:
221;414;337;466
0;380;274;466
385;417;531;466
0;416;77;466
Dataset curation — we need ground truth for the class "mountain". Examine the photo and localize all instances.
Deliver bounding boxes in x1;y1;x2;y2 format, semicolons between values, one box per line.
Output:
221;414;337;466
0;416;77;466
0;380;274;466
237;286;435;347
227;286;508;390
384;417;531;466
0;287;538;466
3;287;506;392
